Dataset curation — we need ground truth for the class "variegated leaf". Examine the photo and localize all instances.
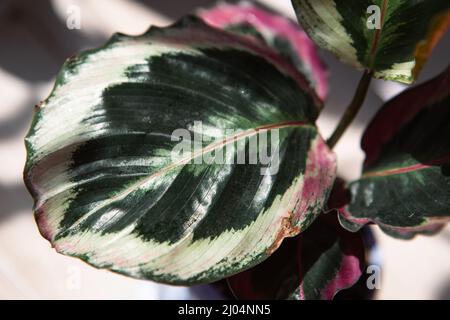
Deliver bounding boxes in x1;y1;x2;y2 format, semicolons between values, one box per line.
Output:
291;0;450;83
198;1;328;100
24;17;336;284
227;213;365;300
339;67;450;238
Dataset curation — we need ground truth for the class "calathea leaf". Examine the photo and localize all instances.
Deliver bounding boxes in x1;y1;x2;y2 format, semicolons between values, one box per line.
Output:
338;67;450;239
24;17;336;285
227;212;365;300
291;0;450;83
198;1;328;100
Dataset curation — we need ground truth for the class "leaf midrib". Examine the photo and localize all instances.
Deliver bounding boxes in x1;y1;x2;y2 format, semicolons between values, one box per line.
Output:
367;0;389;69
362;154;450;178
60;120;313;235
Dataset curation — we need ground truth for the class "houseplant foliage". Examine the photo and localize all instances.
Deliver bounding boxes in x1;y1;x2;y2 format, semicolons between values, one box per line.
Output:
23;1;450;298
291;0;450;83
227;212;366;299
24;8;336;285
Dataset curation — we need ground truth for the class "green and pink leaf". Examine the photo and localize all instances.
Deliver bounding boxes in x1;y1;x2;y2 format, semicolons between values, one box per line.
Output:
24;16;335;285
227;213;365;300
338;67;450;238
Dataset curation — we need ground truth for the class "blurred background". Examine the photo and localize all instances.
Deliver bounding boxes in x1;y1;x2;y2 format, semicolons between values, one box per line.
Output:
0;0;449;299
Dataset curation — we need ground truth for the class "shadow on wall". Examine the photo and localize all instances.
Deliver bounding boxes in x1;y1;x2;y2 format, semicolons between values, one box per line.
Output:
0;0;106;140
0;0;105;224
0;183;32;222
436;277;450;300
0;0;104;83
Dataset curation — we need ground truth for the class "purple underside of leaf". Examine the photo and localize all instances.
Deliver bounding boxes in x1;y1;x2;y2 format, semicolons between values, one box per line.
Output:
227;213;365;300
313;223;365;300
363;67;450;168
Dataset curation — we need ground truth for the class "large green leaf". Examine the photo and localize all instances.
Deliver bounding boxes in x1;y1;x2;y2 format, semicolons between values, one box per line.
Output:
227;213;365;300
24;17;336;284
291;0;450;83
339;67;450;238
198;1;328;100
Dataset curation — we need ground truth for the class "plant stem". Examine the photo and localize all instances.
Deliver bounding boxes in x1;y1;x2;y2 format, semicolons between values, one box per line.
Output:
327;70;373;149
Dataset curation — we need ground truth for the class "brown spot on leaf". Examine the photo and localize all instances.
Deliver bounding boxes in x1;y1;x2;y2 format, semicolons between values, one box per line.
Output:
266;213;300;255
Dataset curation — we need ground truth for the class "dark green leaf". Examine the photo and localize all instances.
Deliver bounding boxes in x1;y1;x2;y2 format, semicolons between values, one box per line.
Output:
24;17;336;284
